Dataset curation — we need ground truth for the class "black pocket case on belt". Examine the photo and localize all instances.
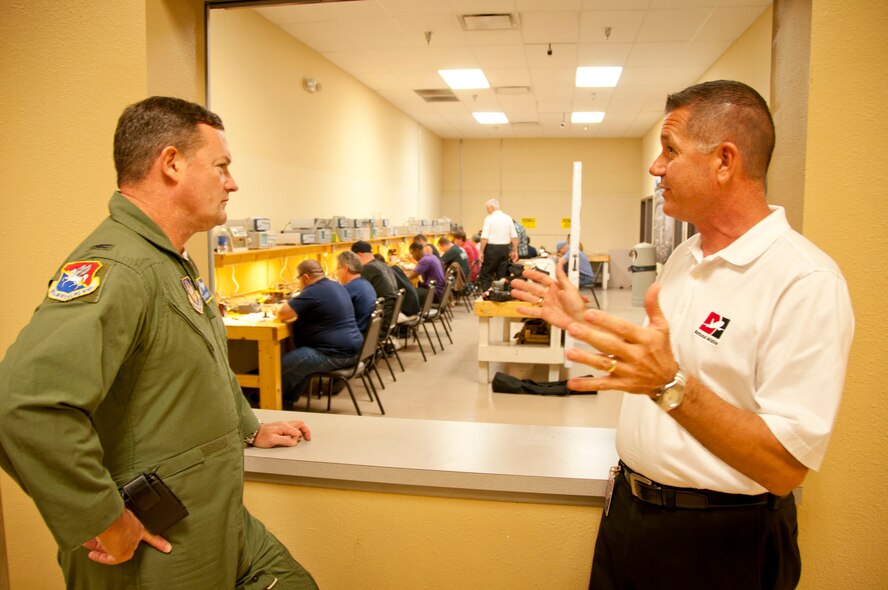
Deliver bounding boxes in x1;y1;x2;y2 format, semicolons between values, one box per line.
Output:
119;472;189;534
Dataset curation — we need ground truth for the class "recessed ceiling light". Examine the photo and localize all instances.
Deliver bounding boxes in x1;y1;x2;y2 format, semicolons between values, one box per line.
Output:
439;69;490;90
575;67;622;88
571;112;605;123
473;112;509;125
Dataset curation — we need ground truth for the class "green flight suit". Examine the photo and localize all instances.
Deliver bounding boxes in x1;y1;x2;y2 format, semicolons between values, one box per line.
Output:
0;193;317;589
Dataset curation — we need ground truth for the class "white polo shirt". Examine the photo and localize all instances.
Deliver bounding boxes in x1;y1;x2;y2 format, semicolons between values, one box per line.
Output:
616;207;854;494
481;210;518;245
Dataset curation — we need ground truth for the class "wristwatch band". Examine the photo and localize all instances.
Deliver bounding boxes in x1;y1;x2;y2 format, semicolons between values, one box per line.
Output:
244;420;263;446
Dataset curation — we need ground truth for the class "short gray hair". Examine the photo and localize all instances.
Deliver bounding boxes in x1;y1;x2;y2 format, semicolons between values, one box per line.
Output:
485;198;500;209
337;251;363;274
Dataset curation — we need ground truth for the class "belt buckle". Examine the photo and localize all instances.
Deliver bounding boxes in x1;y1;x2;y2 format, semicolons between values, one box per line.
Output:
627;471;654;499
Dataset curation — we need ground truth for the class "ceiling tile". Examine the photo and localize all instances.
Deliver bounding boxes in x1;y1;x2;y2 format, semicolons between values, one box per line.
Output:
245;0;772;139
636;9;713;43
578;10;646;43
519;11;582;44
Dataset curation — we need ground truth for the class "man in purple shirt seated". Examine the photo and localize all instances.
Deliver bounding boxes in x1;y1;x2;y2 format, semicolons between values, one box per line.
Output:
406;241;445;303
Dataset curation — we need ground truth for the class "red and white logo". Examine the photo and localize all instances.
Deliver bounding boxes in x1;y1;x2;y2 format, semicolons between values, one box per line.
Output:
695;311;730;344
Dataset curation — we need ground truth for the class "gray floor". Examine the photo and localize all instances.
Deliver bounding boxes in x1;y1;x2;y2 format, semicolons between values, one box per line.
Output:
298;288;646;428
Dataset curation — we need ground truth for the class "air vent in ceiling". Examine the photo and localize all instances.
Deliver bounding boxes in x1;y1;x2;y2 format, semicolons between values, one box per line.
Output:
495;86;531;96
414;89;459;103
459;13;518;31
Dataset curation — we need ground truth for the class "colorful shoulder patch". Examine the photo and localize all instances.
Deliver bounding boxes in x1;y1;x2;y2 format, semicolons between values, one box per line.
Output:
48;260;105;302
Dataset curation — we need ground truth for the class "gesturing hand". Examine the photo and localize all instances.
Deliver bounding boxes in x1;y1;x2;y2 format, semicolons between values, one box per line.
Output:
510;264;588;330
562;282;678;395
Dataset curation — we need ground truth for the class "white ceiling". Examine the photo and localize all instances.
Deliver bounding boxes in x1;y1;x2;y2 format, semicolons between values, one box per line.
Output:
251;0;771;139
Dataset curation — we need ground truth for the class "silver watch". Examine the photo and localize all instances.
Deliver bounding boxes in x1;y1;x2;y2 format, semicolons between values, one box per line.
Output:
244;420;263;446
654;368;687;412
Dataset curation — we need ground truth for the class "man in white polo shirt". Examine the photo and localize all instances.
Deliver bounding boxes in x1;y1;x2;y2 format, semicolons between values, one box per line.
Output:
478;198;518;291
512;80;854;589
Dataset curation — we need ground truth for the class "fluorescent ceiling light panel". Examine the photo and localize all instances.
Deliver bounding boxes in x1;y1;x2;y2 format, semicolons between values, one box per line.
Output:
473;112;509;125
575;67;622;87
571;112;605;124
439;69;490;90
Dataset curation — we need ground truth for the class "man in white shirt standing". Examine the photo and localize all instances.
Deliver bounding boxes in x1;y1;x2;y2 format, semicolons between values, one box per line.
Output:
512;80;853;590
478;198;518;291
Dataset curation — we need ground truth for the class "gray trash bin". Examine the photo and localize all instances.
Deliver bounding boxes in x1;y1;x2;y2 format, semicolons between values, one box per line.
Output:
629;243;656;307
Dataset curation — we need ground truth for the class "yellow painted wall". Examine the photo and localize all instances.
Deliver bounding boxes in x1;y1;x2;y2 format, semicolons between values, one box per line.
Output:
0;0;207;587
244;482;599;589
794;1;888;587
442;138;642;254
208;8;443;231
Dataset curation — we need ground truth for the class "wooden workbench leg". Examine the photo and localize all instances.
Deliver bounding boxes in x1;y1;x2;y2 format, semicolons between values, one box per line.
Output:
257;340;283;410
478;316;491;383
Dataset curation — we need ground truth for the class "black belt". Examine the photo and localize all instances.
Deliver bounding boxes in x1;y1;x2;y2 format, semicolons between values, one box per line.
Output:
619;461;783;510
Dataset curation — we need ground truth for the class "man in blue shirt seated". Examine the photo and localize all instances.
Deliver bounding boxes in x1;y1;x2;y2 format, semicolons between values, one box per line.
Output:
555;240;595;288
275;259;362;408
336;250;377;333
406;241;445;303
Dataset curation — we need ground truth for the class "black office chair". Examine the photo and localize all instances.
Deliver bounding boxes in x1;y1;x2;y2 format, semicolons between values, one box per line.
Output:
378;288;406;377
429;275;455;345
305;313;385;416
397;280;438;362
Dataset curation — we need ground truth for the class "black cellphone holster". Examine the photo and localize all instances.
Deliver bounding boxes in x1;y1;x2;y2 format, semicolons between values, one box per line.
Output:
119;472;189;534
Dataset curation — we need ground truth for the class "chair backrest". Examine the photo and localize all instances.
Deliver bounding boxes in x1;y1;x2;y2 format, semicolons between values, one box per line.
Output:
387;289;406;335
373;297;385;314
359;312;384;363
436;276;454;310
419;279;437;319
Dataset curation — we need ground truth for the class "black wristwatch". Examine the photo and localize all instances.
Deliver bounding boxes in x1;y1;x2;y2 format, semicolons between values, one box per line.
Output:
653;368;687;412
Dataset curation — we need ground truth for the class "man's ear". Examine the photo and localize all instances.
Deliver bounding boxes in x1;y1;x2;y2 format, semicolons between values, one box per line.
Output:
159;146;181;182
715;141;739;183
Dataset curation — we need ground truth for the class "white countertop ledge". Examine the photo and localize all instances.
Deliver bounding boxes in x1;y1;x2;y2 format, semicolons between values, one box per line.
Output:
245;410;618;507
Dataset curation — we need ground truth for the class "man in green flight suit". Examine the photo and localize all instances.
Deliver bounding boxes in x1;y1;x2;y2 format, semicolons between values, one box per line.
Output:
0;97;318;589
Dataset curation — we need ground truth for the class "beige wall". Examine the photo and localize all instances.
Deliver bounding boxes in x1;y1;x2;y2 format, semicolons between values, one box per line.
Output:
795;1;888;587
0;0;207;587
208;8;443;230
442;138;642;253
640;7;773;196
245;483;599;589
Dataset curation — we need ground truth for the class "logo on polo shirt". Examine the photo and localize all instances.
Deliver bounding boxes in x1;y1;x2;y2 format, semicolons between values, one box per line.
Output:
694;311;730;345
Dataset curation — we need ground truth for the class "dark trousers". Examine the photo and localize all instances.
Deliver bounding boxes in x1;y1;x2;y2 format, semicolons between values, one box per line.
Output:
479;243;512;291
590;469;801;590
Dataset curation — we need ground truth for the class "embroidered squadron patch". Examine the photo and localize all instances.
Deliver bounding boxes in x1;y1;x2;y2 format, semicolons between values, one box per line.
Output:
48;261;104;302
181;277;204;314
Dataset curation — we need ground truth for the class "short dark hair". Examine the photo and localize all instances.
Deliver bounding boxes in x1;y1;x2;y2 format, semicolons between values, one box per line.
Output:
665;80;774;180
409;242;424;253
437;237;451;247
337;251;363;274
114;96;224;187
413;234;428;244
452;229;467;241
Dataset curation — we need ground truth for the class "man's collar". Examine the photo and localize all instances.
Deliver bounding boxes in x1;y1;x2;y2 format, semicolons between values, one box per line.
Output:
695;206;789;266
109;192;183;258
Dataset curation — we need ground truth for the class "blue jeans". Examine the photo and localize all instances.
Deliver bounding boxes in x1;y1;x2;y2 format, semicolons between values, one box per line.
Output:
281;346;357;404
